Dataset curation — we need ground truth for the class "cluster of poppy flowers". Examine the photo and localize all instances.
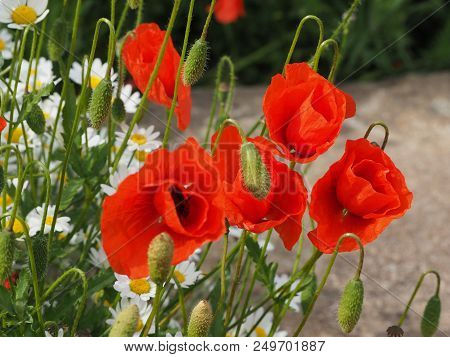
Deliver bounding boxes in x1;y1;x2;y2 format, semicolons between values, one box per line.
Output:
101;22;412;279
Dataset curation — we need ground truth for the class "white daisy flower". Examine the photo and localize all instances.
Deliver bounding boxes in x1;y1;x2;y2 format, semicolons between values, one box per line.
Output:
26;204;71;237
3;114;39;152
166;331;183;337
188;248;202;262
0;28;14;59
44;328;64;337
115;124;161;162
242;307;287;337
69;58;118;90
106;297;154;337
100;163;140;196
89;245;110;269
274;274;301;312
41;93;62;128
171;261;203;289
81;127;106;148
19;57;57;91
119;84;141;114
0;0;49;30
69;230;87;245
113;273;157;302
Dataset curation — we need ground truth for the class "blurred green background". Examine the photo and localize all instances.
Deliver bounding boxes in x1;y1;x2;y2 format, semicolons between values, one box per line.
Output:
48;0;450;84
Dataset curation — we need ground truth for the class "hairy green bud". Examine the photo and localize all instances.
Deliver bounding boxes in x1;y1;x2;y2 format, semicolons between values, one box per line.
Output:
127;0;141;10
111;97;126;123
109;304;140;337
337;278;364;334
47;18;68;61
421;295;441;337
187;300;213;337
183;39;208;86
240;141;271;200
301;273;317;314
0;230;15;282
26;104;46;135
88;78;113;129
147;233;174;285
31;234;48;281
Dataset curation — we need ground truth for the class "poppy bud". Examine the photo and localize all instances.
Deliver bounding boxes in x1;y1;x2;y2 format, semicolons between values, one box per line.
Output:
26;104;46;135
183;39;208;86
240;141;271;200
187;300;213;337
337;278;364;333
111;97;126;123
147;233;174;286
0;230;15;282
109;304;140;337
31;234;48;281
88;77;113;129
47;18;68;61
301;273;317;314
127;0;141;10
421;294;441;337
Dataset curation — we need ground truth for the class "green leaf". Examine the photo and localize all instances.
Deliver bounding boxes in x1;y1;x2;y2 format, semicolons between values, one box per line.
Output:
86;143;109;176
60;178;84;210
245;237;272;287
0;286;14;315
62;82;77;147
87;269;115;296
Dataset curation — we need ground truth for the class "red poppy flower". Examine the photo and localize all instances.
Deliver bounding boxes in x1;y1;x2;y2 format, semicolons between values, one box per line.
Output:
2;272;18;289
262;63;356;163
214;0;245;24
101;138;226;278
122;23;191;131
308;138;413;253
212;126;308;249
0;117;6;132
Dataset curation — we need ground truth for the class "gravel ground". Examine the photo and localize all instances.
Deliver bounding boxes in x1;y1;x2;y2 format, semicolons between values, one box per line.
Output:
145;72;450;336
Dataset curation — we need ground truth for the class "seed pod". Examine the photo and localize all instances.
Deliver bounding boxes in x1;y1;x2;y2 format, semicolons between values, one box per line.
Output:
301;273;317;314
147;233;174;285
88;77;113;129
26;104;46;135
386;325;404;337
109;304;140;337
0;230;15;282
127;0;141;10
111;97;126;123
0;165;4;193
421;294;441;337
183;39;208;86
337;278;364;333
240;141;271;200
47;18;68;61
30;234;48;281
187;300;213;337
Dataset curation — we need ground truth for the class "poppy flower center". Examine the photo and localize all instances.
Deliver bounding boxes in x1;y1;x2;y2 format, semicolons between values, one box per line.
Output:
0;39;5;51
255;326;267;337
129;278;151;295
131;133;147;146
90;75;102;89
12;6;38;25
174;270;186;283
170;185;190;220
45;216;54;225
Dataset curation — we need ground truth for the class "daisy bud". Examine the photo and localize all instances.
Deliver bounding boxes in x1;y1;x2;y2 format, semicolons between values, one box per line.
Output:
111;97;126;123
147;233;174;285
26;104;46;135
187;300;213;337
240;141;271;200
127;0;141;10
88;77;113;129
0;230;15;282
183;39;208;86
301;273;317;314
109;304;140;337
337;278;364;334
31;234;48;281
421;294;441;337
47;18;68;61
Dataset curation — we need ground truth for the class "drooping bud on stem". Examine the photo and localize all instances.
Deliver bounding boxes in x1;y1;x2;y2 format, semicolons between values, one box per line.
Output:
187;300;213;337
127;0;141;10
147;233;174;286
26;104;46;135
183;39;208;86
88;77;113;129
337;278;364;333
109;304;140;337
0;230;15;282
240;141;271;200
111;97;126;123
47;18;68;61
421;294;441;337
31;234;48;281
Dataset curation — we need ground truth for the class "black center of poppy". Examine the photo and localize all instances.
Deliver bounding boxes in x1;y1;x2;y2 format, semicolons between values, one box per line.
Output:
170;185;190;220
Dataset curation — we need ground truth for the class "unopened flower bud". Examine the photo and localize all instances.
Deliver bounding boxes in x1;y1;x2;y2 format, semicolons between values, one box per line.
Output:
147;233;174;285
111;97;126;123
421;294;441;337
109;304;140;337
337;278;364;333
127;0;141;10
187;300;213;337
88;77;113;129
26;104;46;135
47;18;68;61
240;141;271;200
0;230;15;282
31;234;48;281
183;39;208;86
301;273;317;314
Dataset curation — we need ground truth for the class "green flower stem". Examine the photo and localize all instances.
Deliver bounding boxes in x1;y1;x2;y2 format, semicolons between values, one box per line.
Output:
141;284;163;336
217;232;229;316
116;2;130;38
313;39;340;83
210;118;244;154
42;268;88;336
135;0;144;27
201;0;217;40
33;18;47;92
228;254;251;321
330;0;361;41
364;122;390;150
293;233;364;336
110;0;116;26
397;270;441;327
291;233;305;275
173;278;188;336
162;0;196;148
112;0;182;171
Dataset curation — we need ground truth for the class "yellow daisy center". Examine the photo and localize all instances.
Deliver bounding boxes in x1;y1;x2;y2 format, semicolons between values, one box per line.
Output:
90;75;102;89
131;133;147;146
255;326;267;337
57;232;67;241
44;111;51;121
5;219;24;234
129;278;151;295
0;194;13;207
6;127;24;144
0;39;5;51
45;216;54;226
174;270;186;284
11;5;38;25
134;150;147;162
136;318;143;332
